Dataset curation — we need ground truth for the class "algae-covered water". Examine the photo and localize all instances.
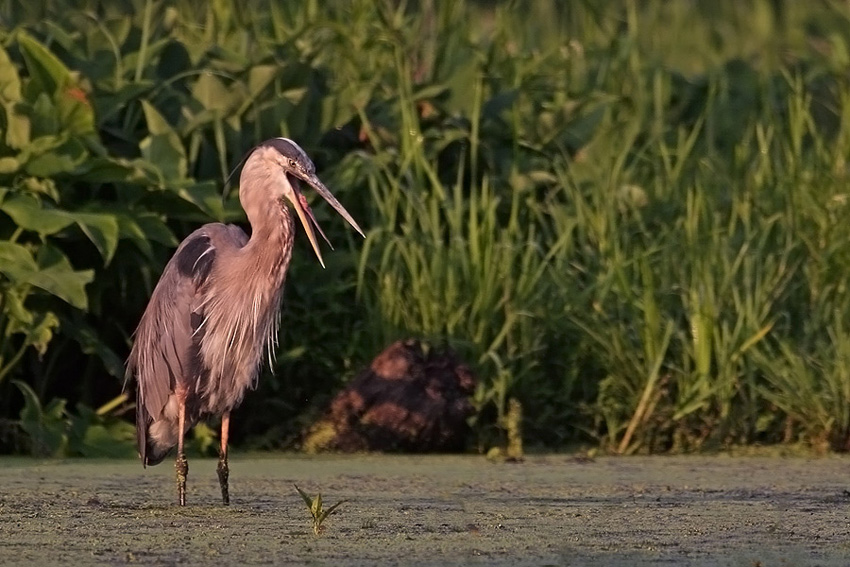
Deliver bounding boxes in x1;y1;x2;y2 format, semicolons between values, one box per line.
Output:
1;454;849;566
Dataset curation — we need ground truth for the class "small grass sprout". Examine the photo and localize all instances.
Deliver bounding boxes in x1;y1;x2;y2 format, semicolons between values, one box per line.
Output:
294;484;347;535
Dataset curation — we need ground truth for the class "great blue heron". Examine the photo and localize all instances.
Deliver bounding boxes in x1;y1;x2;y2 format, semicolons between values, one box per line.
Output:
126;138;363;506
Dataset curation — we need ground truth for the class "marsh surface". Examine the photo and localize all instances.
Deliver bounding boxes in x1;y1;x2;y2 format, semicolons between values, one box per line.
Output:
1;454;849;566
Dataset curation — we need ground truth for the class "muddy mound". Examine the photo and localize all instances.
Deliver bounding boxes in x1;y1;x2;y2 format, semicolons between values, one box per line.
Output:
302;339;476;452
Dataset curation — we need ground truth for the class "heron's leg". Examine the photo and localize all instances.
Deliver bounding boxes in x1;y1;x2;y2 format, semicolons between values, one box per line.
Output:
175;389;188;506
217;412;230;505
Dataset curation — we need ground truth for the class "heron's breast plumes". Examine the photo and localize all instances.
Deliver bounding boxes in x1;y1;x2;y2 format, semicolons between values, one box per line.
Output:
195;215;295;415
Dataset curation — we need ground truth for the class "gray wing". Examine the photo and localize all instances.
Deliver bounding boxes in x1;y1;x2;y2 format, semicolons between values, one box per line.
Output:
126;223;248;464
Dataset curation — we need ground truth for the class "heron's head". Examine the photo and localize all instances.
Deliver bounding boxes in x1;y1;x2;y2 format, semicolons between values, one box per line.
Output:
242;138;364;267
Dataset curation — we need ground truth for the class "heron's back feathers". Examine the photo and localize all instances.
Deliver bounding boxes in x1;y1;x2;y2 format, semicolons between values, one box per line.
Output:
128;224;246;465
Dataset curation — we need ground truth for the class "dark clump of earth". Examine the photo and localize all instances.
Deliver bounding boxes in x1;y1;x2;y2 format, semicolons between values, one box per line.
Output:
301;339;476;453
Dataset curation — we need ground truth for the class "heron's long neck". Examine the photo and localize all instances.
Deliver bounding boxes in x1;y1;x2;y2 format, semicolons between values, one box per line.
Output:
241;200;296;287
198;199;294;405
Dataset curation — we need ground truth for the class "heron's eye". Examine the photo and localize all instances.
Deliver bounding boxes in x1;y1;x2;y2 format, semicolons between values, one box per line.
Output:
288;159;297;168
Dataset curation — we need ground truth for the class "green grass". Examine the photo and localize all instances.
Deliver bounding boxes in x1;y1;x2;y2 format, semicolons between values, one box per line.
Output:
2;0;850;455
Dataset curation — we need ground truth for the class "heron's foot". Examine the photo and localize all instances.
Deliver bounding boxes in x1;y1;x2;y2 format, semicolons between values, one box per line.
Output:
217;453;230;505
176;452;189;506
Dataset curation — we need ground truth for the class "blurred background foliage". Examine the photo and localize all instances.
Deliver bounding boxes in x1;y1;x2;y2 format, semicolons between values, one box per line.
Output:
1;0;850;457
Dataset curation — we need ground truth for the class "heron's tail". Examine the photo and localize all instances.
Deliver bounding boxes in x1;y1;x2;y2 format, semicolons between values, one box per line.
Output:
137;399;174;467
143;440;171;466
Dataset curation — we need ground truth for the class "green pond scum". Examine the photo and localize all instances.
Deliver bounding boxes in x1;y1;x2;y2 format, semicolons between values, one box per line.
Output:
2;454;850;566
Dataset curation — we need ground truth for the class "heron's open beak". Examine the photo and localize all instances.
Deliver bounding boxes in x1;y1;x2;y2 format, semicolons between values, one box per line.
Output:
286;171;365;268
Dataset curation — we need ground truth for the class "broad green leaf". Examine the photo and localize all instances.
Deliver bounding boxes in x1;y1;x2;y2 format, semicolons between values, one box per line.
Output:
67;404;136;458
412;84;449;102
0;44;22;102
69;211;120;263
281;86;308;106
94;82;154;123
156;40;192;80
76;156;147;184
122;36;174;77
17;131;63;157
192;72;234;113
140;132;186;181
133;213;178;247
24;138;89;177
182;108;226;133
60;316;124;378
0;194;74;235
0;241;93;309
177;181;224;220
139;100;187;182
189;422;217;456
235;65;279;117
102;17;132;48
13;379;68;457
115;211;177;258
6;310;60;356
34;244;94;309
14;380;43;425
247;65;278;98
115;215;154;258
445;56;479;116
0;156;20;173
17;31;70;96
26;311;60;355
1;286;33;324
0;45;31;149
125;157;166;186
38;22;82;60
43;397;67;421
75;423;136;458
20;176;60;201
29;93;60;137
0;241;38;273
56;84;96;136
140;99;178;137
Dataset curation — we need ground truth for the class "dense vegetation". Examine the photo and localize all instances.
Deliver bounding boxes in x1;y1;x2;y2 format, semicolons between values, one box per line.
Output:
1;0;850;457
